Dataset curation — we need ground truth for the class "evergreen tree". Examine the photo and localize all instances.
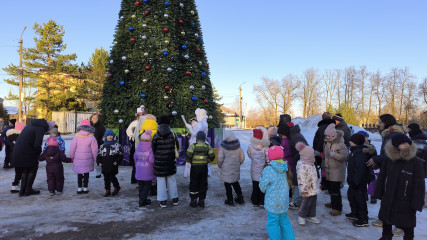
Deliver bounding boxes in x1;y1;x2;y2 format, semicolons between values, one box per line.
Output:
100;0;218;128
0;102;9;121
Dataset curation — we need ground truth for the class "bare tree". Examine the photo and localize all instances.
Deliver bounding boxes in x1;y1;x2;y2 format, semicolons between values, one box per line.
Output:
323;69;340;109
279;74;300;115
371;70;385;115
403;81;417;124
253;78;281;125
384;68;399;115
359;66;367;121
343;66;357;105
421;77;427;105
301;69;321;118
397;67;414;121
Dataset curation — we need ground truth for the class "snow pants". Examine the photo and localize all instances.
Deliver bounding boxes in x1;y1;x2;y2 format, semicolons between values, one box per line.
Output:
266;211;295;240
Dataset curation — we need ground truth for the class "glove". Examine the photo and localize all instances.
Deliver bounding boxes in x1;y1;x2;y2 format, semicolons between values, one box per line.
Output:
314;150;324;158
329;152;335;158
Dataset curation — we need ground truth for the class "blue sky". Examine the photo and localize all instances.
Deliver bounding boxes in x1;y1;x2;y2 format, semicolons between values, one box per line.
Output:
1;0;426;116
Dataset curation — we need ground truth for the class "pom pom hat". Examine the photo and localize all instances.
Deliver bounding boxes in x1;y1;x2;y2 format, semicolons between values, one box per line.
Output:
324;123;337;138
350;133;366;146
268;146;284;161
295;142;315;165
47;137;59;147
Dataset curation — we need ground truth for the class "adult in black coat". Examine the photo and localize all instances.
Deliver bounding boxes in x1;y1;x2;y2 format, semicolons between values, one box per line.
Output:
408;123;427;178
374;134;425;240
7;122;24;193
12;119;51;196
332;114;351;148
288;123;308;207
1;119;16;168
90;113;106;178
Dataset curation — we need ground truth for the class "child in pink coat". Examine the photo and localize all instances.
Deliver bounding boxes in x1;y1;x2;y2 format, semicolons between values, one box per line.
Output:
70;120;98;194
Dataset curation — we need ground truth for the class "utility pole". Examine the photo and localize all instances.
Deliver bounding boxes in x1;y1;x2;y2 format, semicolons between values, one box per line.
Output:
238;82;246;129
18;26;27;122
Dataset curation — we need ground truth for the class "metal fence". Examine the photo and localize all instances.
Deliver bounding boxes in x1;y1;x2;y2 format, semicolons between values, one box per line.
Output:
52;111;97;134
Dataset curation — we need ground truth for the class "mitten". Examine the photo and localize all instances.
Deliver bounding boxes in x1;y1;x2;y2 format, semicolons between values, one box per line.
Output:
329;151;335;158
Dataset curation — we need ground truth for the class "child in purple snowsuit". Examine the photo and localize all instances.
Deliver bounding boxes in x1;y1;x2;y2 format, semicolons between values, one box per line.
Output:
135;129;155;206
39;138;71;196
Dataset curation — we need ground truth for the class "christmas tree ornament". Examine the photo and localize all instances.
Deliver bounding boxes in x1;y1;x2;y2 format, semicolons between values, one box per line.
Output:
163;51;168;56
163;95;169;100
191;96;197;101
167;67;173;72
143;0;148;2
124;69;130;74
135;1;140;6
144;10;150;15
164;40;169;44
209;115;212;119
114;109;119;114
140;93;147;99
181;45;187;50
202;85;206;90
140;105;145;108
191;10;195;15
120;16;124;20
206;64;209;68
109;60;114;64
164;85;170;91
184;54;189;59
200;38;204;43
163;27;168;33
128;26;135;32
130;38;136;42
119;119;124;123
145;66;151;71
186;71;191;75
181;31;185;36
142;23;147;28
201;72;206;77
178;19;184;24
179;3;184;8
108;73;112;77
212;99;216;103
172;111;177;116
191;22;195;27
196;48;201;52
131;14;136;19
141;35;147;40
122;56;127;61
189;85;194;90
164;1;170;7
164;14;169;18
144;52;149;57
203;99;208;104
199;61;202;65
120;81;125;86
114;41;118;45
142;78;148;83
195;33;199;38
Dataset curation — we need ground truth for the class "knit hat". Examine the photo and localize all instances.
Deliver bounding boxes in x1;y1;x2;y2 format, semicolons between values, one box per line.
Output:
48;121;56;131
324;123;337;138
277;123;290;138
47;137;59;147
9;119;16;126
357;131;369;137
104;129;116;138
80;119;91;126
295;142;315;165
391;133;412;147
49;128;59;136
158;115;170;125
332;114;343;123
407;123;422;138
270;136;282;146
196;131;206;141
278;114;292;126
140;129;152;142
268;145;284;161
267;127;277;138
379;114;397;129
14;121;26;131
350;133;366;146
253;129;263;140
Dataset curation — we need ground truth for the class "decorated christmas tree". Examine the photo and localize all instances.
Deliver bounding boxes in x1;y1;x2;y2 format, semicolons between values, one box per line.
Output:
100;0;218;128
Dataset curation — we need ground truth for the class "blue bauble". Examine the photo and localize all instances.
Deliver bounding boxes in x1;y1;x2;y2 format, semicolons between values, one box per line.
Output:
163;51;168;56
120;81;125;86
164;1;169;7
191;22;195;27
128;26;134;32
191;96;197;102
143;0;148;3
181;45;187;50
201;72;206;77
140;93;147;99
200;38;204;43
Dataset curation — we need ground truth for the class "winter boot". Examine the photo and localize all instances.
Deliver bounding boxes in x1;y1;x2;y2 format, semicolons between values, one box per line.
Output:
198;199;205;208
112;187;120;196
234;195;244;204
82;188;89;194
189;193;198;208
224;199;235;206
77;188;83;194
104;190;111;197
11;184;20;193
19;172;28;197
24;172;40;196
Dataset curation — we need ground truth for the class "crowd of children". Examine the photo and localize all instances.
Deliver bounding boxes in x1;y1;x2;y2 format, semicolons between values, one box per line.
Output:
2;111;426;240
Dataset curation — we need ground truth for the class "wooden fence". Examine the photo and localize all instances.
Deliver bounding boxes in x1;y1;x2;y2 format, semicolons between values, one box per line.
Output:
52;111;97;134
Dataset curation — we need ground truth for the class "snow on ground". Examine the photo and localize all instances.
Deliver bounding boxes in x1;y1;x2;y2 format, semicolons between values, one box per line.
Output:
0;119;426;239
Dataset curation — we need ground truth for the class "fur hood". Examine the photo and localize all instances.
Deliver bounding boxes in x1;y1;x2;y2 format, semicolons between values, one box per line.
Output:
381;124;409;139
325;130;344;144
250;126;270;147
76;125;95;134
384;140;417;161
6;128;22;137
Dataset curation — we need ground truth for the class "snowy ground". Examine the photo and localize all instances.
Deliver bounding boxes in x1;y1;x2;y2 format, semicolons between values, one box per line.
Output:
0;116;426;239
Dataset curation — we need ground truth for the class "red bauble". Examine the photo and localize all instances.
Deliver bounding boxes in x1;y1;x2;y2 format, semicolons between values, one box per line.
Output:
195;48;201;52
206;64;210;68
145;66;151;71
108;73;112;77
163;27;169;33
130;38;136;42
164;85;170;91
186;71;191;75
135;1;140;6
203;99;208;104
144;10;149;15
178;19;184;24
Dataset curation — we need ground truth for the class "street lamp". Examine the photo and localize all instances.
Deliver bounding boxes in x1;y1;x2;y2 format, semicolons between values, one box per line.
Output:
238;82;246;129
18;26;27;122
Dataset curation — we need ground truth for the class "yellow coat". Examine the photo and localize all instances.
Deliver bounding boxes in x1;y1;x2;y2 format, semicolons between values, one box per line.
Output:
139;119;158;139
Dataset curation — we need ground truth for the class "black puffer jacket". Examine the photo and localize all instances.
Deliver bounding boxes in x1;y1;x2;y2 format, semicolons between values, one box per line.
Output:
347;145;370;187
12;119;49;168
152;124;178;177
374;141;425;228
335;120;351;147
288;124;308;185
409;132;427;178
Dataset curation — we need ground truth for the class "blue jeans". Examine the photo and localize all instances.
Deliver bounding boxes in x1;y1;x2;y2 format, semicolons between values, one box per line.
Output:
266;211;295;240
157;175;178;201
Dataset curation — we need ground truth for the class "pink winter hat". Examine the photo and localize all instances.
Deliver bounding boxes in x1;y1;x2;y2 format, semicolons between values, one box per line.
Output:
14;121;26;131
295;142;315;165
324;123;337;138
47;137;59;147
268;146;284;161
140;129;152;142
80;119;91;126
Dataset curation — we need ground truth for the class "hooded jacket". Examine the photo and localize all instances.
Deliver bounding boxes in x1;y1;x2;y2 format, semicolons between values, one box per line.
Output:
6;128;22;164
12;119;49;168
39;145;70;173
247;127;270;181
288;124;308;185
322;130;348;182
347;145;371;187
70;125;98;174
134;140;155;181
218;131;245;183
313;119;336;153
152;124;178;177
409;131;427;178
97;140;122;175
259;161;290;214
374;141;425;228
373;124;409;167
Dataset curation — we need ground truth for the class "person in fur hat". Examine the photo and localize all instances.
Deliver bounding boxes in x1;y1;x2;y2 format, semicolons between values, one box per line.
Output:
295;142;320;226
7;121;25;193
247;127;270;207
39;138;71;196
97;129;123;197
259;145;295;240
70;120;98;194
374;133;425;240
323;123;348;216
135;129;155;206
